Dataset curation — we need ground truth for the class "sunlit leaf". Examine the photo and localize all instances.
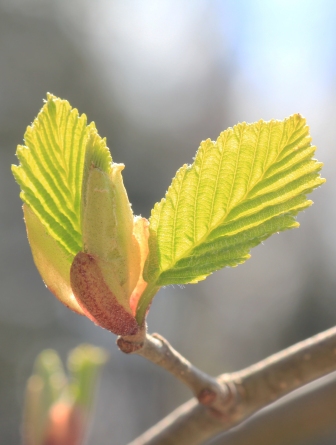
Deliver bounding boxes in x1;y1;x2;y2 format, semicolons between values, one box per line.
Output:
12;93;93;256
23;204;84;314
144;114;325;286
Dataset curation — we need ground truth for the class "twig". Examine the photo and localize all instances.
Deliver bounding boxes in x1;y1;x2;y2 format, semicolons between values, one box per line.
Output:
117;328;233;412
122;325;336;445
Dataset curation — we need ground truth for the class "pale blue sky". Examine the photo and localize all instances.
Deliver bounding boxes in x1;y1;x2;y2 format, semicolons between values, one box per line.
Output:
217;0;336;103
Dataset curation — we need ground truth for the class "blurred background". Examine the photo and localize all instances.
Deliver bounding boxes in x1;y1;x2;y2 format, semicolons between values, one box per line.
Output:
1;0;336;444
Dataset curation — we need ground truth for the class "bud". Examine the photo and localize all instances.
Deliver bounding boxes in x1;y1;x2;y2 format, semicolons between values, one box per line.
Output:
23;346;107;445
23;350;67;445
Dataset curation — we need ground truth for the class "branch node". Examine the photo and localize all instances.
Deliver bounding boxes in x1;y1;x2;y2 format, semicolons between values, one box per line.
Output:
117;337;144;354
197;388;217;406
117;323;147;354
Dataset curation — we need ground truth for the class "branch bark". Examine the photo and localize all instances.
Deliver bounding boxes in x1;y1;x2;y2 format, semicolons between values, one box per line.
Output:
117;329;232;412
211;372;336;445
120;325;336;445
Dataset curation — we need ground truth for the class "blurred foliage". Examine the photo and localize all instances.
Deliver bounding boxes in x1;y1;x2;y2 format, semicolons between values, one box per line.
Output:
23;345;108;445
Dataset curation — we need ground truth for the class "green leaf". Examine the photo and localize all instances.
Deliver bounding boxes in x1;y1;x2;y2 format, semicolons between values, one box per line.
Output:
12;93;97;256
145;114;325;286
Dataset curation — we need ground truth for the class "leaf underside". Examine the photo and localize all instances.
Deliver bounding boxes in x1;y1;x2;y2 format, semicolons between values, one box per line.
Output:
145;114;325;286
12;94;110;257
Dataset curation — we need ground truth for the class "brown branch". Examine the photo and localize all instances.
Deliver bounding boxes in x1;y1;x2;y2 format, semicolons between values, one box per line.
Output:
211;372;336;445
122;325;336;445
126;400;225;445
229;326;336;417
117;328;232;411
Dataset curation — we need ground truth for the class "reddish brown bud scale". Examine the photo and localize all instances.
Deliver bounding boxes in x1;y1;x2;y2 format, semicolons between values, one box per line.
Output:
70;252;139;335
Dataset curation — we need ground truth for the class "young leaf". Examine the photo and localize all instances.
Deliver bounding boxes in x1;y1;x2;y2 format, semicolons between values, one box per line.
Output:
144;114;325;287
23;204;84;314
81;131;142;305
12;93;93;256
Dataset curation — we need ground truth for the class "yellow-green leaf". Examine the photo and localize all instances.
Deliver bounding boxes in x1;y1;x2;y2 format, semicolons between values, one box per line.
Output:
144;114;325;287
81;131;142;310
12;93;94;256
23;203;84;315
